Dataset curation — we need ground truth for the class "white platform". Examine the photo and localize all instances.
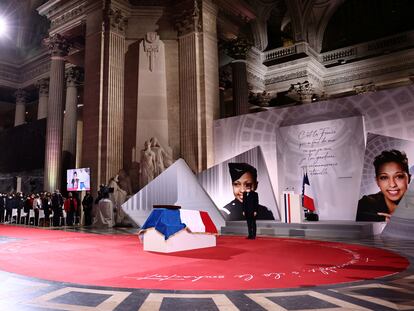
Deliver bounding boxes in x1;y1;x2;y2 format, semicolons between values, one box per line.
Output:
142;228;216;253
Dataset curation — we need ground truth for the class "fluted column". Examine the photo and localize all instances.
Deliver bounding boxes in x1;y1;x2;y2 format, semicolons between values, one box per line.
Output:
62;67;83;170
36;78;49;119
14;89;27;126
175;0;219;172
43;34;70;192
226;37;252;116
82;5;126;190
105;9;126;181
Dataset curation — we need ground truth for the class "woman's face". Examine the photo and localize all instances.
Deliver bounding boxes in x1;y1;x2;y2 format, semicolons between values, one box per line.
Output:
232;172;256;202
376;161;409;203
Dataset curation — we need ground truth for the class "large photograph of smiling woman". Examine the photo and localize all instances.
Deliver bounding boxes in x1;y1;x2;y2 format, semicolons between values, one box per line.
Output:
357;134;414;222
196;146;279;221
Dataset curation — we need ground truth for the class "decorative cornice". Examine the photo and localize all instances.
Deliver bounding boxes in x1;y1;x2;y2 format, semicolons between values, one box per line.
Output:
50;3;86;30
324;62;414;86
66;66;84;87
43;34;71;57
222;36;253;60
108;8;128;34
36;78;50;96
265;70;307;85
174;1;201;36
14;89;28;103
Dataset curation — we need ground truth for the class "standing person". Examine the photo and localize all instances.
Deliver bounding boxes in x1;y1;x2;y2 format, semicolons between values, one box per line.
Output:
82;191;93;226
242;183;259;240
0;193;5;223
4;193;15;223
357;150;411;222
32;194;42;225
71;171;79;190
51;189;64;226
64;192;77;226
42;192;52;226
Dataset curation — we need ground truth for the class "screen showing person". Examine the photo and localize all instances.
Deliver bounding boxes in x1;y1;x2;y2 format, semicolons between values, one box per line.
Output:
356;149;411;222
66;168;91;191
222;162;274;221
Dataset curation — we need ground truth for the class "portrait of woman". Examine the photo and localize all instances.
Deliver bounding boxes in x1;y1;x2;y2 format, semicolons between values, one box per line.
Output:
71;171;79;190
222;162;274;221
356;149;411;222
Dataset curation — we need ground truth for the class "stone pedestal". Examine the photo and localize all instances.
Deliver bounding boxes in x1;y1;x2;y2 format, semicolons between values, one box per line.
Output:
135;32;169;158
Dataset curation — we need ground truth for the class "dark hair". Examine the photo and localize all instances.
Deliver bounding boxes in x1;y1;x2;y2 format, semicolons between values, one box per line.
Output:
374;149;411;181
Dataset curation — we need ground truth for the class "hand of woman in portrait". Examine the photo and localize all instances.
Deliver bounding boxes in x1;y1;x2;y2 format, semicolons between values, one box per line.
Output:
377;212;392;222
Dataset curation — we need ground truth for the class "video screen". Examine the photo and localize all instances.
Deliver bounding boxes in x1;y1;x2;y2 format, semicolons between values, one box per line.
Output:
67;167;91;191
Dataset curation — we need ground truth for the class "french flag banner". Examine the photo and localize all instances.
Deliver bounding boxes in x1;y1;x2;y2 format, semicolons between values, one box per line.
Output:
302;172;316;212
140;208;218;240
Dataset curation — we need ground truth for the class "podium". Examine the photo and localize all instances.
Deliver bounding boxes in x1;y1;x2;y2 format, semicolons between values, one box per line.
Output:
281;192;303;223
139;208;217;253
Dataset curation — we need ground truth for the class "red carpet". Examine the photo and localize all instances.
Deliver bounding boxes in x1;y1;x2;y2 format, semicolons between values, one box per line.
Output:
0;225;409;290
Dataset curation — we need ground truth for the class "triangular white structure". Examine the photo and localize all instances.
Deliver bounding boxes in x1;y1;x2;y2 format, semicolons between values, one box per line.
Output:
382;180;414;239
122;159;225;230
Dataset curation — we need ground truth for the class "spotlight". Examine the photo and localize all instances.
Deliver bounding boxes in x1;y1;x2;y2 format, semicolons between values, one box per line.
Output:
0;16;8;37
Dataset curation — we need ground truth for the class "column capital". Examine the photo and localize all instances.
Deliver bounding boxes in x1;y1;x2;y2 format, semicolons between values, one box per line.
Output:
14;89;27;103
66;67;84;87
174;0;201;36
43;34;70;57
222;36;253;60
36;78;50;97
108;8;128;34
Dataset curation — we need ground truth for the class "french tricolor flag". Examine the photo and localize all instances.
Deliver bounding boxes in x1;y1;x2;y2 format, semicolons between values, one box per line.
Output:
179;210;218;235
302;172;316;212
140;209;218;240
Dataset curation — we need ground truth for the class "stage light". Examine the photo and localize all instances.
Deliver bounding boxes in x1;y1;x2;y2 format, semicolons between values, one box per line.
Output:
0;16;8;37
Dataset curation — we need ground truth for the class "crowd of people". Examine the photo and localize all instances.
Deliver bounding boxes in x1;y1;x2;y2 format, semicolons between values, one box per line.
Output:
0;190;94;227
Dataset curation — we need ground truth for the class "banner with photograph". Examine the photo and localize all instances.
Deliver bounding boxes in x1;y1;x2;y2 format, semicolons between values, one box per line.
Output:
214;85;414;220
276;116;365;220
197;146;279;221
356;133;414;222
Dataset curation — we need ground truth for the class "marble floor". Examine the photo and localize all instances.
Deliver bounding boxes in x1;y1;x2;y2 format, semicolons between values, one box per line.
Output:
0;226;413;311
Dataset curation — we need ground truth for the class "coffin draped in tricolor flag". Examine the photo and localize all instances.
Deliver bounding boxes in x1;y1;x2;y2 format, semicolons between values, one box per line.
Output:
139;208;218;240
302;171;316;212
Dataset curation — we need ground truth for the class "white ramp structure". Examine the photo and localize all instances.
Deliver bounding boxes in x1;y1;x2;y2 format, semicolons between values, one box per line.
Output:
122;159;225;230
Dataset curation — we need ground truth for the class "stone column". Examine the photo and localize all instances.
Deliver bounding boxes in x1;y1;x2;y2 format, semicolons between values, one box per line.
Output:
43;34;70;192
62;67;83;170
175;0;219;172
82;4;126;190
14;89;27;127
36;78;49;119
226;37;252;116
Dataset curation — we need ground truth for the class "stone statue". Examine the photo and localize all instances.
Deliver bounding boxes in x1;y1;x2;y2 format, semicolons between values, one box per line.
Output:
149;136;173;177
140;140;156;187
117;169;132;195
108;174;128;225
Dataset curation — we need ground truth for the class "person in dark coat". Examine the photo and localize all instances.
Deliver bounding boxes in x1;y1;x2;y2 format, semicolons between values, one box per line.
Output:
51;190;64;226
0;193;5;223
222;163;274;221
82;191;94;226
243;187;259;239
357;149;411;222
